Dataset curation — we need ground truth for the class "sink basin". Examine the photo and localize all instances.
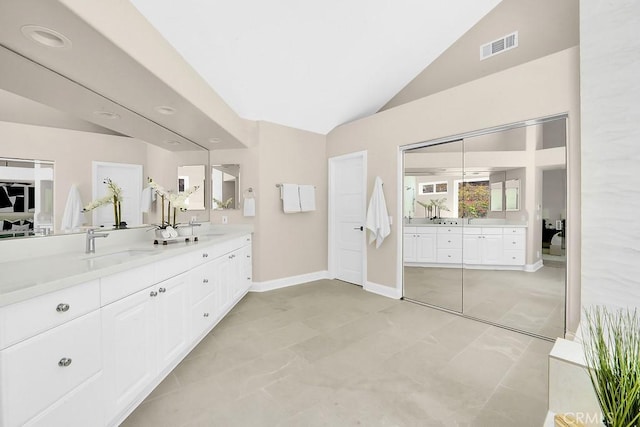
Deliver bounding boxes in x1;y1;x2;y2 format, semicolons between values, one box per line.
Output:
82;249;156;266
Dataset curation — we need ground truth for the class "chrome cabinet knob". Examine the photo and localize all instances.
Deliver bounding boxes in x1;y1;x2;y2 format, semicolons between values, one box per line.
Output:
56;303;70;313
202;253;209;258
58;357;72;367
247;277;251;280
203;313;209;317
246;238;250;242
158;287;166;293
246;255;251;258
150;291;158;297
203;278;209;284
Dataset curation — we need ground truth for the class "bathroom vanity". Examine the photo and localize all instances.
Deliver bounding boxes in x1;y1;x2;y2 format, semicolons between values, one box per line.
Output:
404;223;527;269
0;227;252;427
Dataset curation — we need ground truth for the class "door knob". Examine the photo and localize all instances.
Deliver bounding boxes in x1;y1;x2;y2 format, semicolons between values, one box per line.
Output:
353;226;364;231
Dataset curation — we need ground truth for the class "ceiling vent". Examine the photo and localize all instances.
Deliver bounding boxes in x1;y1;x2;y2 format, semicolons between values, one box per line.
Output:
480;31;518;60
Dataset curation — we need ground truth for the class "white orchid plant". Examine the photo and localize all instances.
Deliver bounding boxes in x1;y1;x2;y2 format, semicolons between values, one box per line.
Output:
83;178;124;227
148;178;200;228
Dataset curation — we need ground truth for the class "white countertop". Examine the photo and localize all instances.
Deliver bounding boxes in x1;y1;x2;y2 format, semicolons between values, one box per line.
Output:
405;223;527;228
0;226;253;308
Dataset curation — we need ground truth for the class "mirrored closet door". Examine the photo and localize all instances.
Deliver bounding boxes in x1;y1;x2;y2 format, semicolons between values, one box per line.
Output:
402;117;567;339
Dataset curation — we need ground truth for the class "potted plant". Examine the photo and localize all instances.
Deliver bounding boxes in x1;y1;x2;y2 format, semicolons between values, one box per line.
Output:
582;306;640;427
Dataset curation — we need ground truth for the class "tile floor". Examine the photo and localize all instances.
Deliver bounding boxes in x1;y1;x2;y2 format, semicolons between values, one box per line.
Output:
123;280;552;427
404;265;565;339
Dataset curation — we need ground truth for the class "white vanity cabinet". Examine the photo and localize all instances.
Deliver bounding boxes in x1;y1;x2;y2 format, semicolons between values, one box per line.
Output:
0;280;103;427
462;227;503;265
0;231;253;427
403;227;437;263
436;227;463;264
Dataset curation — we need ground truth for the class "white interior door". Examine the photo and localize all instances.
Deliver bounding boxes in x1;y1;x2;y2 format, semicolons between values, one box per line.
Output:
92;162;143;227
329;151;366;285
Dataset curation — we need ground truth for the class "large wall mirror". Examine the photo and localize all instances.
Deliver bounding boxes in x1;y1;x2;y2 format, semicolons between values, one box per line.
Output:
402;116;567;340
0;88;210;238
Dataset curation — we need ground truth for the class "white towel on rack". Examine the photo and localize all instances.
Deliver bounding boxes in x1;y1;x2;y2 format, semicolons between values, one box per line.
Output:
140;186;155;213
298;185;316;212
61;184;84;232
243;196;256;217
281;184;301;213
365;177;391;248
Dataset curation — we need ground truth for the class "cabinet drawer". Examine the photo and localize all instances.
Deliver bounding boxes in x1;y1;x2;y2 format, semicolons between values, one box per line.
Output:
26;373;103;427
154;252;193;283
437;234;462;249
481;227;503;235
503;250;525;265
503;235;525;250
101;263;155;306
462;227;481;235
403;227;417;234
0;311;102;427
415;227;437;234
437;249;462;264
0;280;100;350
437;226;462;235
191;292;217;341
503;227;525;235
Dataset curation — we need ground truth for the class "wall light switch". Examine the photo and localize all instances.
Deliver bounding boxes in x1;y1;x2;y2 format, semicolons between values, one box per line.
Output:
222;216;228;224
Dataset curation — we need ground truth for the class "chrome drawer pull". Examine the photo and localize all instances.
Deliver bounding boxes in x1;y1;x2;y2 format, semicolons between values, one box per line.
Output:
246;255;251;258
58;357;72;367
203;278;209;284
56;303;70;313
150;291;158;297
202;253;209;258
203;313;209;317
158;287;166;293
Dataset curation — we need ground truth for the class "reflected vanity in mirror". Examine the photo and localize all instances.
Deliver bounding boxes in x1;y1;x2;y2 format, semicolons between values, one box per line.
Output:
177;165;206;211
0;157;54;238
211;164;240;210
402;116;567;340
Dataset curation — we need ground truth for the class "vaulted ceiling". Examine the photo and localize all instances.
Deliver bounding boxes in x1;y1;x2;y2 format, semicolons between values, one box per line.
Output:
130;0;502;134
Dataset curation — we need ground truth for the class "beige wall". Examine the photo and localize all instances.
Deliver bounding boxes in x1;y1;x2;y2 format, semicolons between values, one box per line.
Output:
382;0;579;110
327;47;581;332
209;121;328;283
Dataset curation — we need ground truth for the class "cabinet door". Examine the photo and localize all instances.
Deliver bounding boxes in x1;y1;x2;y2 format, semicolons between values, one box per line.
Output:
403;234;416;262
482;234;504;265
102;286;156;422
462;234;482;264
415;233;437;263
156;273;190;371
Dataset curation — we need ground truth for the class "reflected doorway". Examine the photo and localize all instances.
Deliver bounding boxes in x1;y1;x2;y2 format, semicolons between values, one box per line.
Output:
402;117;567;340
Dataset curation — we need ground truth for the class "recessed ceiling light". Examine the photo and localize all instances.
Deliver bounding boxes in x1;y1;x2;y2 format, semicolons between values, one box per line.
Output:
155;106;176;115
21;25;72;49
208;138;221;144
165;140;181;146
93;111;120;120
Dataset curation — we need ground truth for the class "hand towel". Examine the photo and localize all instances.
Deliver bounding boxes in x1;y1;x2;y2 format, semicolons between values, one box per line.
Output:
366;177;391;248
61;184;84;232
243;197;256;217
298;185;316;212
140;186;155;213
281;184;301;213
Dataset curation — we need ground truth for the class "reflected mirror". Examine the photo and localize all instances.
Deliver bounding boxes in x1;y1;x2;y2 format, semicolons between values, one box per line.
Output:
402;116;567;339
211;164;240;210
505;179;520;211
490;182;503;211
177;165;206;211
0;158;54;237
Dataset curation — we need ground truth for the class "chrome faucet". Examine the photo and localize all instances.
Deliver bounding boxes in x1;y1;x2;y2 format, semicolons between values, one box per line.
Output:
86;228;109;254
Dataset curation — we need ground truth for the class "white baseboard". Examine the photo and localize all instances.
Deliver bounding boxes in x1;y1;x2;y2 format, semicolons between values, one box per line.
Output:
364;281;402;299
525;260;544;272
250;270;330;292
